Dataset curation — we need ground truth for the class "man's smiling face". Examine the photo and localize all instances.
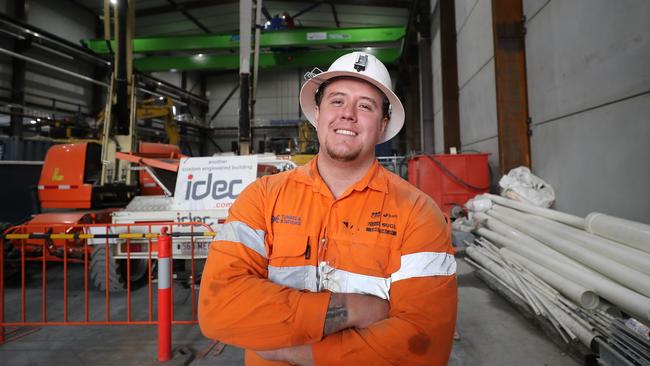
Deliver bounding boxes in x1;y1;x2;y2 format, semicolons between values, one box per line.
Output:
315;77;388;163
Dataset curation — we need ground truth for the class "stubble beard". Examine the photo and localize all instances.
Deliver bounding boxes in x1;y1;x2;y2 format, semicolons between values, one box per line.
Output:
324;138;362;162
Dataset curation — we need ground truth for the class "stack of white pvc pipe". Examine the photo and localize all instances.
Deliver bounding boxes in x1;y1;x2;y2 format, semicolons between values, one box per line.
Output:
465;194;650;350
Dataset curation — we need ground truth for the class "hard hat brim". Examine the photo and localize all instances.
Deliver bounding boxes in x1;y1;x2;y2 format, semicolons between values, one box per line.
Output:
299;70;405;144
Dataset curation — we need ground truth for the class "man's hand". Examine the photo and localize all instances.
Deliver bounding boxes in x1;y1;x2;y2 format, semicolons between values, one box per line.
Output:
256;344;314;365
255;294;388;364
323;293;389;336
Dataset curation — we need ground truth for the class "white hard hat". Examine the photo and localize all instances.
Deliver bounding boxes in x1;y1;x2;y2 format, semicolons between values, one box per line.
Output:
299;52;405;144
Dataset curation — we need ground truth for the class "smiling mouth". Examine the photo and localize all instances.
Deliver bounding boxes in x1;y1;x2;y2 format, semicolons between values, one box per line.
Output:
334;129;358;136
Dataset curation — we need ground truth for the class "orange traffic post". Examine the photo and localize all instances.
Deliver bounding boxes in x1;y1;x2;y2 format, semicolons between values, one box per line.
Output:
157;228;172;362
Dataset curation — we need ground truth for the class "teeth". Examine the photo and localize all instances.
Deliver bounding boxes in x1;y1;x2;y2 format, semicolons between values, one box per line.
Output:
335;129;357;136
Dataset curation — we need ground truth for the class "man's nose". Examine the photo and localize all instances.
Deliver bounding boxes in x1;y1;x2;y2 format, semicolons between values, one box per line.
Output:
341;103;356;121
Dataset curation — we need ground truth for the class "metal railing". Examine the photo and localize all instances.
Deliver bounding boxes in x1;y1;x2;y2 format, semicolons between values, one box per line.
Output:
1;221;216;361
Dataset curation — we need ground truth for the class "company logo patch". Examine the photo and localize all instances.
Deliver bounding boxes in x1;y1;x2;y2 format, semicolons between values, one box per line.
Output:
364;211;399;236
52;167;64;181
271;214;302;226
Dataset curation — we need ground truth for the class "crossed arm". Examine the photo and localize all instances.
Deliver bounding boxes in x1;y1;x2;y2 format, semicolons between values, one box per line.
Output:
255;293;390;365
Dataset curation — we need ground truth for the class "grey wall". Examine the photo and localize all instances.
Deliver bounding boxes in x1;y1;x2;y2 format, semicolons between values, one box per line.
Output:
525;0;650;222
431;0;500;165
0;0;98;130
27;0;97;116
455;0;499;176
430;0;649;222
29;0;96;45
206;69;304;153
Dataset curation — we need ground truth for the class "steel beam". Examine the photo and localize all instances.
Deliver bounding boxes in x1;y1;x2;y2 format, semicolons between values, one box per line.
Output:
492;0;531;173
115;0;129;135
133;47;402;72
293;2;324;19
136;0;410;17
166;0;211;33
439;0;460;152
9;0;27;139
330;3;341;28
239;0;252;154
82;26;406;54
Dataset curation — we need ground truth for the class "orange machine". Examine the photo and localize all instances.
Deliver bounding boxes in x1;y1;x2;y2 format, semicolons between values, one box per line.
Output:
136;141;183;195
37;142;181;208
37;143;102;209
4;141;181;289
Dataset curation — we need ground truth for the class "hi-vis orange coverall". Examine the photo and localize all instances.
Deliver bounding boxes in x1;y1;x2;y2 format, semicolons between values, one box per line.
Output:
199;158;457;365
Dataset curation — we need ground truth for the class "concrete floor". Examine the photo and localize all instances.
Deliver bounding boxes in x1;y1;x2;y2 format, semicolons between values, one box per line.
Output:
0;259;580;365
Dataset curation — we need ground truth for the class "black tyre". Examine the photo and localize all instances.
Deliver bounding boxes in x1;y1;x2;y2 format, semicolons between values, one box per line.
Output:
183;258;206;286
90;245;149;292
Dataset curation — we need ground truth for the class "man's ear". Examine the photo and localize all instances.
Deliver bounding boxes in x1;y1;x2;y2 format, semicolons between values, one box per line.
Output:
379;117;388;133
314;106;320;126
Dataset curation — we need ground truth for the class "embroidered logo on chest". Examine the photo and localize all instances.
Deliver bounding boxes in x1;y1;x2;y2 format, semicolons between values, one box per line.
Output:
271;214;302;226
365;211;399;236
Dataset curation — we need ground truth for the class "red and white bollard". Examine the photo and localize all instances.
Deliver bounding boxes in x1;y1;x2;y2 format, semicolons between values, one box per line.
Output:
158;228;172;362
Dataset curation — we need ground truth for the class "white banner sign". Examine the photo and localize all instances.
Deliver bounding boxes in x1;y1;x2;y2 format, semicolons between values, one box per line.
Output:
173;155;258;210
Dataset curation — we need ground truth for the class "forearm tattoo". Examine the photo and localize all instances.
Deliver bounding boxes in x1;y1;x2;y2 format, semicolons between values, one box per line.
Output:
323;293;348;336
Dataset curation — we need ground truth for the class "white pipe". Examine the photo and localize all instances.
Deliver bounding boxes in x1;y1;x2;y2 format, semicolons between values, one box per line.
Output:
508;207;650;276
501;248;599;309
466;247;543;315
473;214;585;270
497;253;545;316
471;241;599;346
487;208;650;298
585;212;650;254
483;194;585;228
532;289;577;342
464;256;527;304
541;296;596;348
466;246;516;289
477;227;650;322
252;0;262;102
530;288;573;343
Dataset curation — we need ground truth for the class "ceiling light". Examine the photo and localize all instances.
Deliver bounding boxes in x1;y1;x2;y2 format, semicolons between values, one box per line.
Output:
30;120;37;124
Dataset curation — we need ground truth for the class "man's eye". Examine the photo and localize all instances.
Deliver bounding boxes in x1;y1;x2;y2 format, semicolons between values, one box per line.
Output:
359;104;372;111
330;99;343;105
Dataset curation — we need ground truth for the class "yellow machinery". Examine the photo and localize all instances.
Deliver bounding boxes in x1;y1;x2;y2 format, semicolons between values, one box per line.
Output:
135;97;180;146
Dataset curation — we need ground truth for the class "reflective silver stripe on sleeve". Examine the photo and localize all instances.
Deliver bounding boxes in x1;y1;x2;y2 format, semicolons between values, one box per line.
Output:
320;263;391;300
391;252;456;283
216;221;267;258
268;265;318;292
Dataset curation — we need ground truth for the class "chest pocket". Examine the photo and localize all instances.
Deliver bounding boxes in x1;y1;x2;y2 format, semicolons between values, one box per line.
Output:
329;238;398;279
268;234;317;291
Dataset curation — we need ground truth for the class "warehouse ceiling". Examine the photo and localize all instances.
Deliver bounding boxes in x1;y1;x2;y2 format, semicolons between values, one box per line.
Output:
72;0;411;36
69;0;414;71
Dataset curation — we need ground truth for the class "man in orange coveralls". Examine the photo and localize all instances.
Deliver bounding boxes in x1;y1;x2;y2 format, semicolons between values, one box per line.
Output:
199;52;457;366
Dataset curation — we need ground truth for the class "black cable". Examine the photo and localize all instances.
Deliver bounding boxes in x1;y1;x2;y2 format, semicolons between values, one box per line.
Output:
425;155;490;191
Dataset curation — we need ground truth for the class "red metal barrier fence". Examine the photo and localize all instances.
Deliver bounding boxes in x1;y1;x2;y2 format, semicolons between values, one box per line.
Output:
0;221;215;361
